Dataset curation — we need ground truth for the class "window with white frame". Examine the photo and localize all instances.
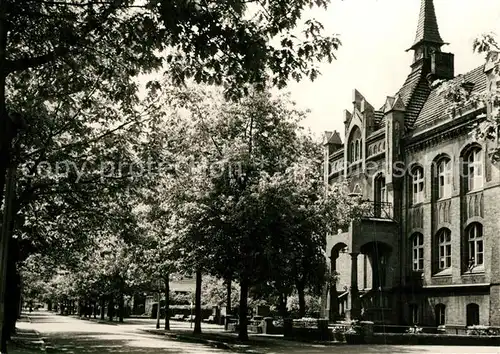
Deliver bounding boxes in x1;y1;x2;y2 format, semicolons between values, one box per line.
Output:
412;167;425;204
466;148;483;192
437;229;452;270
467;223;484;268
412;233;424;271
438;159;452;199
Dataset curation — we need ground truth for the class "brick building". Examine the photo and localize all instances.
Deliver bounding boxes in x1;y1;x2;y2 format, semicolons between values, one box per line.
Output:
323;0;500;330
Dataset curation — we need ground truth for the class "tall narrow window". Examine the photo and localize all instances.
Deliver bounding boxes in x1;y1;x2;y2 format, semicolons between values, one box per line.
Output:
409;304;419;324
412;167;425;204
466;148;483;192
437;229;451;270
467;223;484;268
412;233;424;271
348;126;362;163
438;159;452;199
466;303;480;326
435;304;446;326
374;174;387;218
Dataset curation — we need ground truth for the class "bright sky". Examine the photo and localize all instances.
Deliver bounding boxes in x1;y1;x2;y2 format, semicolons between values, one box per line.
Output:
288;0;500;138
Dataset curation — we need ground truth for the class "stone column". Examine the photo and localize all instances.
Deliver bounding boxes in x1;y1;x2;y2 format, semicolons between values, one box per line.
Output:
329;253;339;322
348;252;361;320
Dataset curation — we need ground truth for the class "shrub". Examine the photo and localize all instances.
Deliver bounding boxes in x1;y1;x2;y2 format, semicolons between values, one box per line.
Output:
345;320;362;335
467;325;500;336
406;325;423;334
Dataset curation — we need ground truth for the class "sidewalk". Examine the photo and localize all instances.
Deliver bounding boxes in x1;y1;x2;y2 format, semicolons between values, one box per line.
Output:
8;315;45;353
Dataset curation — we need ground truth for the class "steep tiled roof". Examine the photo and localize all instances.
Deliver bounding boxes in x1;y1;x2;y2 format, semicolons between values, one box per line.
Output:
409;0;445;50
405;75;432;127
328;131;343;145
376;66;427;128
413;65;487;130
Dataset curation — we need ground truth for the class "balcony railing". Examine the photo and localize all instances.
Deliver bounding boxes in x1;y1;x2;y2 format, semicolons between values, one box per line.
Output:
362;202;393;219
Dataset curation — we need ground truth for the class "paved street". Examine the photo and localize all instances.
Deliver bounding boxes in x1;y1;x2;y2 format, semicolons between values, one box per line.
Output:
11;311;500;354
17;312;224;354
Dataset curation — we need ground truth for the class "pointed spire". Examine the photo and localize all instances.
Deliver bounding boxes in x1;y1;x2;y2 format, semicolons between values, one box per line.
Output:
408;0;446;51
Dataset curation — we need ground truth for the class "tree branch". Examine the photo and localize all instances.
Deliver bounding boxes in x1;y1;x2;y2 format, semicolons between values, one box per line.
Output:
5;46;70;74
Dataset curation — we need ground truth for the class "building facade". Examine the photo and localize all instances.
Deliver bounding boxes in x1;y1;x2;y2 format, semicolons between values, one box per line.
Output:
323;0;500;330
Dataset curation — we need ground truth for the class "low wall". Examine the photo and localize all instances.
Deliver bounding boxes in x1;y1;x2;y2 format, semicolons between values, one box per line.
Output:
283;319;331;341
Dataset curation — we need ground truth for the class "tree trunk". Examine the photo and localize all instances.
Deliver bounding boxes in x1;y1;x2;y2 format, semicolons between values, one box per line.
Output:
0;11;13;353
4;257;19;340
155;291;160;329
164;276;170;330
0;166;15;353
118;282;124;323
0;0;10;215
297;281;306;319
278;293;287;318
100;296;105;320
193;270;202;334
224;277;231;330
238;276;249;341
78;299;82;317
108;298;114;321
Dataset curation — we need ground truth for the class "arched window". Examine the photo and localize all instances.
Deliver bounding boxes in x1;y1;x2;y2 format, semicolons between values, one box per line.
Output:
438;158;452;199
435;304;446;326
437;229;451;271
465;147;483;192
466;303;480;326
412;233;424;271
411;166;425;205
467;223;484;268
348;126;362;163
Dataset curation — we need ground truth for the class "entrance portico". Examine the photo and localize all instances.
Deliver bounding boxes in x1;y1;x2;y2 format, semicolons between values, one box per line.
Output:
326;216;399;323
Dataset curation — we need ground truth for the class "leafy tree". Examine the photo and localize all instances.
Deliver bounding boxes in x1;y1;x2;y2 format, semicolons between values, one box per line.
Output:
2;0;341;344
156;86;364;340
0;0;341;208
201;276;240;308
437;33;500;161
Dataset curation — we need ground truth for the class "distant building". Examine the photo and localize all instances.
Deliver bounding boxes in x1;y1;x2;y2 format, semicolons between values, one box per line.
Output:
323;0;500;330
143;278;195;316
